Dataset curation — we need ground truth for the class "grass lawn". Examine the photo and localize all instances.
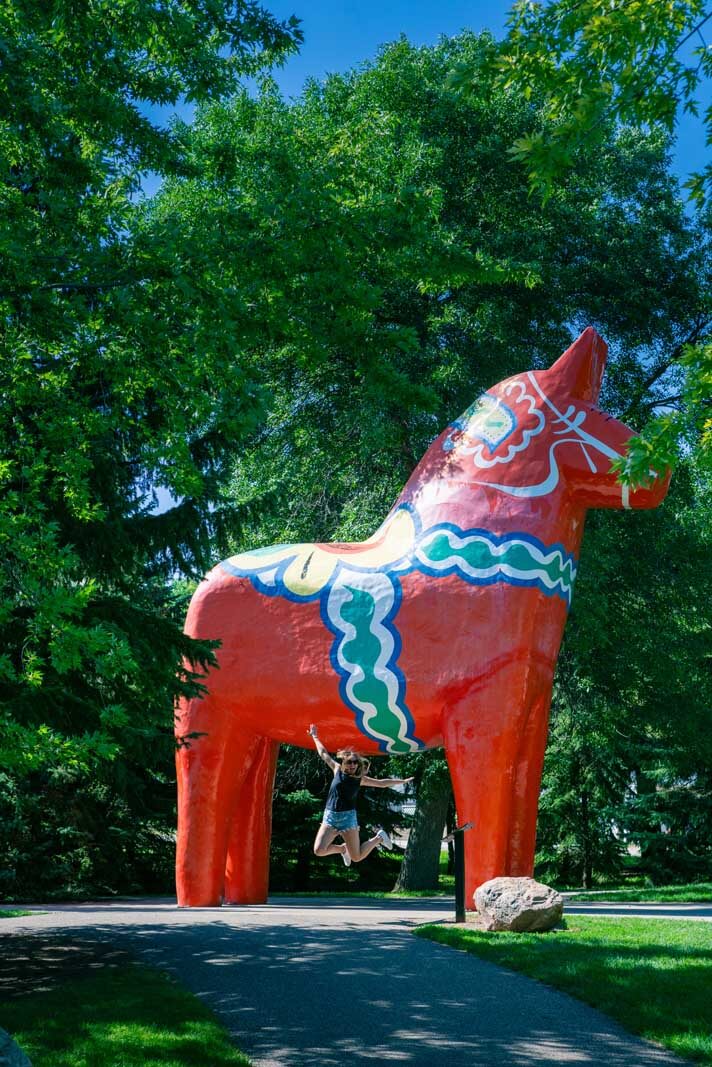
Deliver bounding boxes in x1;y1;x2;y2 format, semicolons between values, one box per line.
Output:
415;916;712;1064
0;909;36;918
0;962;250;1067
564;882;712;903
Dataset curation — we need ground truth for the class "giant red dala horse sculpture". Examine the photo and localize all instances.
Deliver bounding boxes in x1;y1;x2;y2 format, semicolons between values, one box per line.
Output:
175;328;669;907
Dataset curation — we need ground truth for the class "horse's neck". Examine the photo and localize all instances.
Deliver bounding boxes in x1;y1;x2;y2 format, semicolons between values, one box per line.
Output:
390;437;586;555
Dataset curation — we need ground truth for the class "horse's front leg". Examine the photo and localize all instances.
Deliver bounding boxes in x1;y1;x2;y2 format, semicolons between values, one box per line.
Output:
507;686;554;877
175;692;262;907
442;655;554;902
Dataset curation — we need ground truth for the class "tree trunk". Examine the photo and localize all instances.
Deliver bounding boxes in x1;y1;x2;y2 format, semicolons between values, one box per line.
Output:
395;762;452;891
580;787;592;889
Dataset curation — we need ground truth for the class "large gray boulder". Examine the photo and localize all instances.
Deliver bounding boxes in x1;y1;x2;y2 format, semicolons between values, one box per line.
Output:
474;876;564;932
0;1028;32;1067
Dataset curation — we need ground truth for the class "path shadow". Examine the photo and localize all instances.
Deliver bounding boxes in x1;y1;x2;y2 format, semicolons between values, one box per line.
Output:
0;933;133;1000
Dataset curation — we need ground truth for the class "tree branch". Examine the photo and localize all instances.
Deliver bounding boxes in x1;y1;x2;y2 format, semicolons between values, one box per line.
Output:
0;275;152;299
640;393;684;411
622;319;711;417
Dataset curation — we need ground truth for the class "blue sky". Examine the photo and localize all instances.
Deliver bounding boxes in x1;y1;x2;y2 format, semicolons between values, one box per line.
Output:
264;0;706;184
141;0;707;197
264;0;509;96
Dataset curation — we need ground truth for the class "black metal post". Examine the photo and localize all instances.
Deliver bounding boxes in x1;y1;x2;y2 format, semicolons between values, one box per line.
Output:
454;828;466;922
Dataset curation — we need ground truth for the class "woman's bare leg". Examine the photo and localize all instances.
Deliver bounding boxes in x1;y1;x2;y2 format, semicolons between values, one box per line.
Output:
341;827;383;863
313;823;349;859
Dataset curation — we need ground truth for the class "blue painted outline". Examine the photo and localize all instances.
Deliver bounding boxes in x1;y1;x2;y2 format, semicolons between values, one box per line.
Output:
219;502;422;603
221;551;321;602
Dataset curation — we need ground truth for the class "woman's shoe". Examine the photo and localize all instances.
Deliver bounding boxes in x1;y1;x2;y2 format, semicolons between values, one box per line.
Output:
375;828;393;850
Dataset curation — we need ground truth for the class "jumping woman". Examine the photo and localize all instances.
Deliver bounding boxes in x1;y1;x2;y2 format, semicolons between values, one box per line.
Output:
308;724;414;867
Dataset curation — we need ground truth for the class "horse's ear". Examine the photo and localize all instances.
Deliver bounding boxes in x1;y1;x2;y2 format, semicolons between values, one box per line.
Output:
546;327;608;403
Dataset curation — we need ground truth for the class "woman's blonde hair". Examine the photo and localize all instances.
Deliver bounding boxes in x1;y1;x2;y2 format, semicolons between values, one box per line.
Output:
336;748;370;777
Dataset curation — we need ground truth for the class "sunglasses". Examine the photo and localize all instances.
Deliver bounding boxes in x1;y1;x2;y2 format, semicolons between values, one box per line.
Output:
344;759;360;765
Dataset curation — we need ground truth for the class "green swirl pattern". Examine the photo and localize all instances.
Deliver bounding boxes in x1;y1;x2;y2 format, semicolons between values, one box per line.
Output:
415;528;576;603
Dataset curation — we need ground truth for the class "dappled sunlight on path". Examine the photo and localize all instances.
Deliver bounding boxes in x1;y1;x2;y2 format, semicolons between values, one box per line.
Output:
1;897;688;1066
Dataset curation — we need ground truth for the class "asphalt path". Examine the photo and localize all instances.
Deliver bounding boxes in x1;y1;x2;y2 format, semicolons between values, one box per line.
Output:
564;900;712;921
1;897;694;1067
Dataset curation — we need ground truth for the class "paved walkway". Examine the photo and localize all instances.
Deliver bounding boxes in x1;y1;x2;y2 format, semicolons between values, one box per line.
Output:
1;897;691;1066
565;901;712;921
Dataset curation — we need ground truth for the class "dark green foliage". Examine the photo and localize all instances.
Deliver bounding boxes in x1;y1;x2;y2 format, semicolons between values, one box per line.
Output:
535;695;628;889
205;36;708;546
0;0;300;769
0;0;299;898
385;751;451;892
465;0;712;204
0;769;175;901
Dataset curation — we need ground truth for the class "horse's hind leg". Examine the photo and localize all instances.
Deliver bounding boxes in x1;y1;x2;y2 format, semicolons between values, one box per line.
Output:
175;693;261;907
224;737;280;905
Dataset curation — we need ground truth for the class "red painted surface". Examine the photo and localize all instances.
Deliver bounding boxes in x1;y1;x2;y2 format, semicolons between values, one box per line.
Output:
175;329;670;906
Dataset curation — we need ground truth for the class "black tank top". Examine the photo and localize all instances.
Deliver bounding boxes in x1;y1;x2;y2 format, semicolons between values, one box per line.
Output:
325;769;361;812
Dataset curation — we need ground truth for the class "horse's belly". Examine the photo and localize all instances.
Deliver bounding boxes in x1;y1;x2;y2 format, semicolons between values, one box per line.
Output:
186;572;388;752
187;568;566;754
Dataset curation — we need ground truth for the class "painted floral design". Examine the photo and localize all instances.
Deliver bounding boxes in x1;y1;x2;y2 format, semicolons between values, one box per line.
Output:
220;503;576;753
444;377;546;469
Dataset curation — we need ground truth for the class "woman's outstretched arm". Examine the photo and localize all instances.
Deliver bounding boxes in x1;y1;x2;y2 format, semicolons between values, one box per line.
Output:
360;775;414;788
307;724;338;772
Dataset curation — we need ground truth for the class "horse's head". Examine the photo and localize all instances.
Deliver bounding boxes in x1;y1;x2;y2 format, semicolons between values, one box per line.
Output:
443;328;670;510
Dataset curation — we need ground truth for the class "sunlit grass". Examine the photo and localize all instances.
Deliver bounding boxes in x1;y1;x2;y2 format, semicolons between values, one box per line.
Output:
0;963;250;1067
415;916;712;1063
0;909;36;918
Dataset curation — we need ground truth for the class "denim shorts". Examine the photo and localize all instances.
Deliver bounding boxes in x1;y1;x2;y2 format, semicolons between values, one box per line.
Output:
322;808;359;831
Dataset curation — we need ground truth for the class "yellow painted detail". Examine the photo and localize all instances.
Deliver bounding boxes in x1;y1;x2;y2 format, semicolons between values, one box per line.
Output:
225;507;417;599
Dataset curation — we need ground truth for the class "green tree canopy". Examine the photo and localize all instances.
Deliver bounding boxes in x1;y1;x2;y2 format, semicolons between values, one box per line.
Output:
152;33;707;543
452;1;712;203
0;0;301;774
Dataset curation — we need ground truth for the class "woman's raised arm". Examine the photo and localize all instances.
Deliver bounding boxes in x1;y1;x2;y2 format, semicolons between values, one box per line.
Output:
307;724;338;772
